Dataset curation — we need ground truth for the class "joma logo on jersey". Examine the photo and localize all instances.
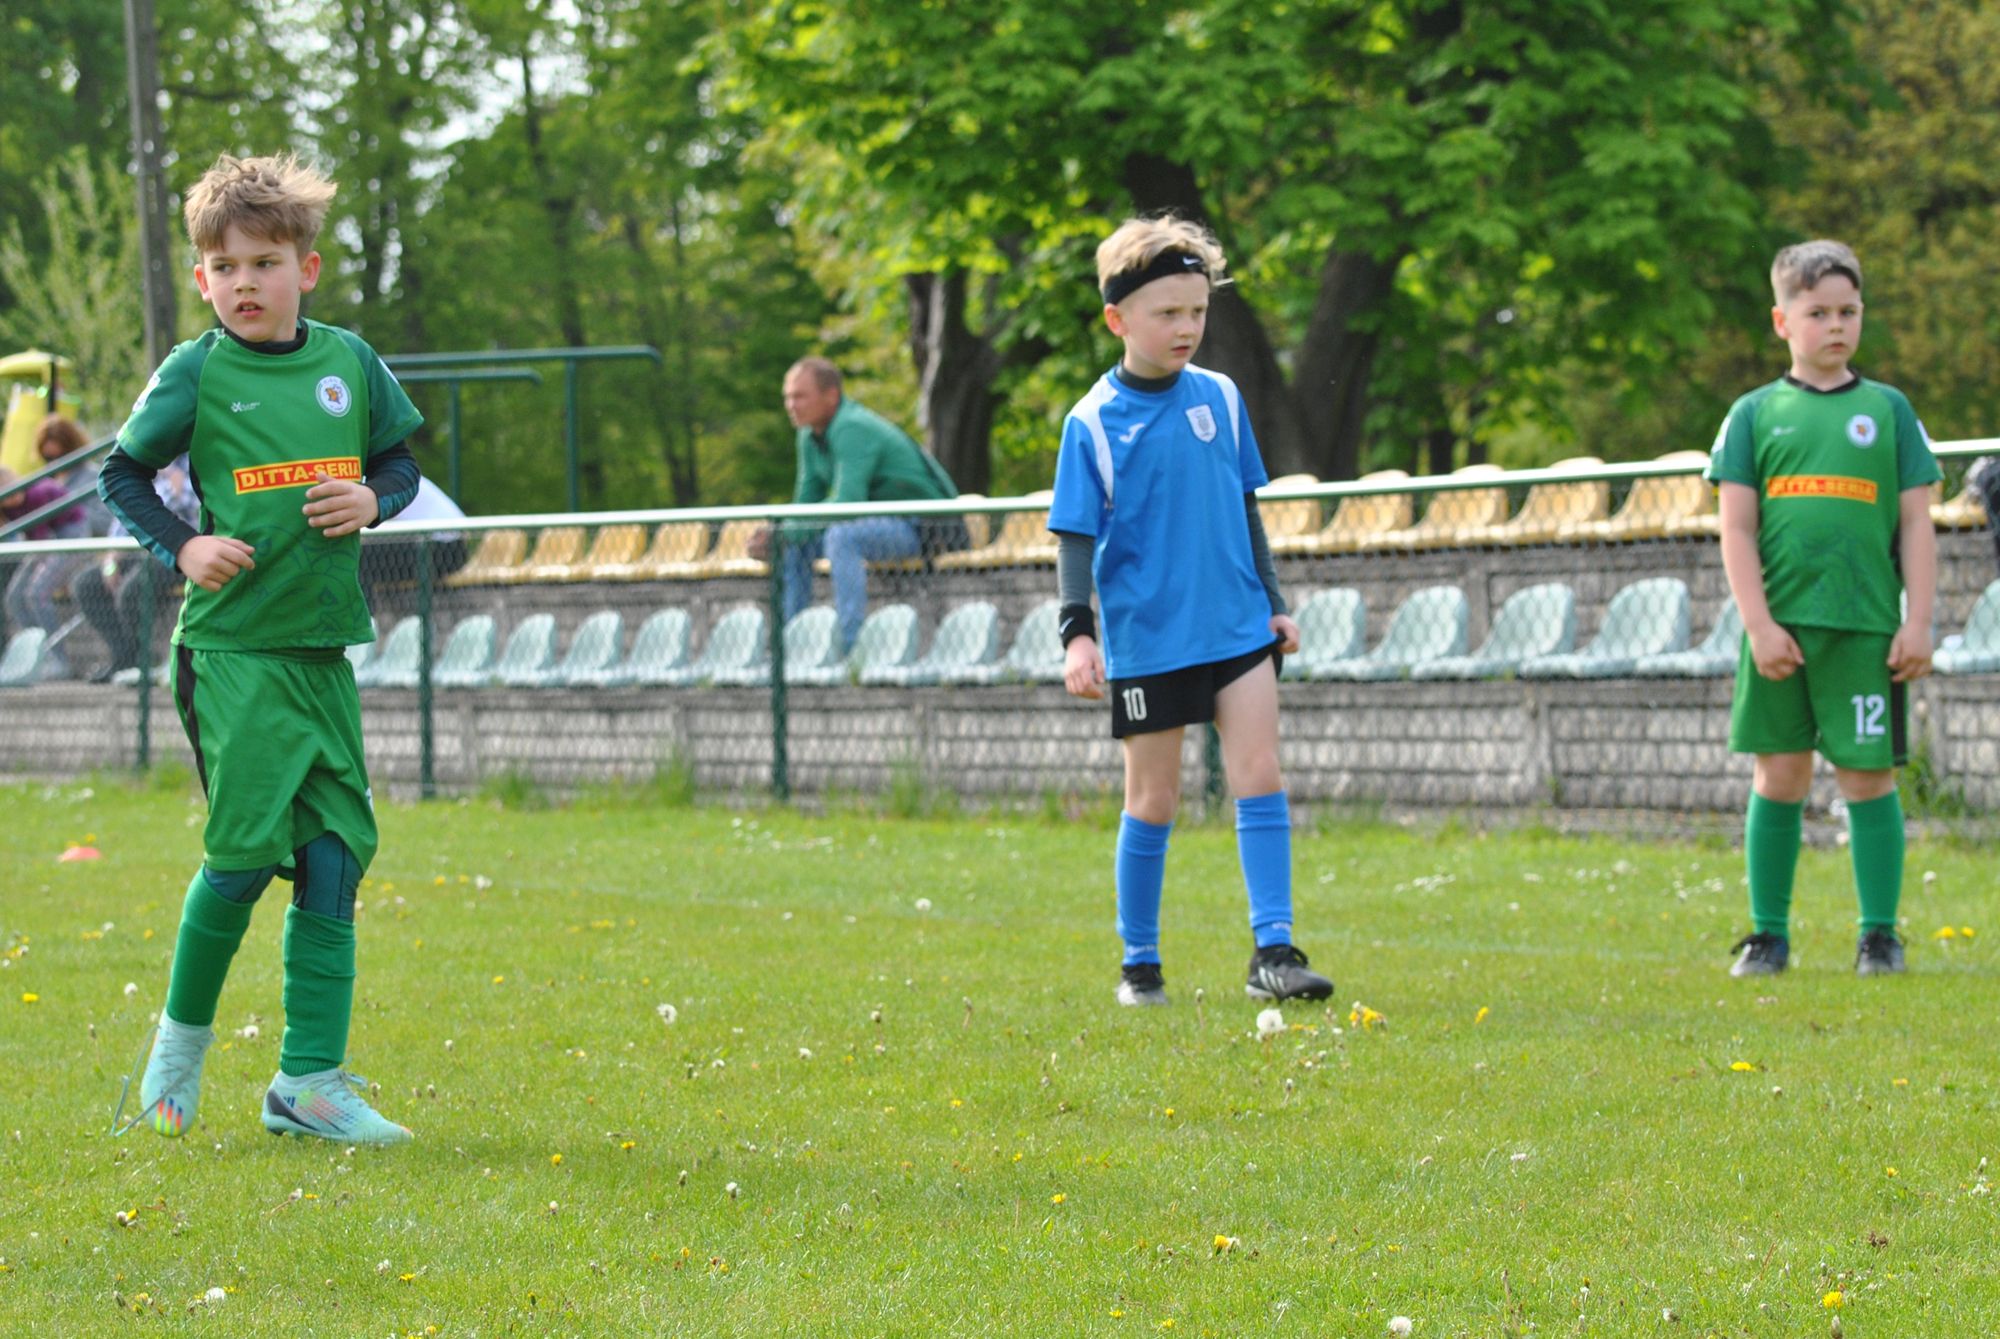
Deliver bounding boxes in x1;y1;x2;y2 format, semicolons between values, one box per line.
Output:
1767;474;1878;504
232;456;361;494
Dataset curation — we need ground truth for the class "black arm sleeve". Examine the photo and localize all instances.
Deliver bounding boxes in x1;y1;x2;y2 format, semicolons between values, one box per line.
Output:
99;447;198;570
1244;494;1287;616
363;440;422;525
1055;531;1095;609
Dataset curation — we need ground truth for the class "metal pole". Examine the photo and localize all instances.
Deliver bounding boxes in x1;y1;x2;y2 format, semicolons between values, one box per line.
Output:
768;531;788;801
416;538;436;799
447;381;463;501
123;0;178;369
564;358;581;511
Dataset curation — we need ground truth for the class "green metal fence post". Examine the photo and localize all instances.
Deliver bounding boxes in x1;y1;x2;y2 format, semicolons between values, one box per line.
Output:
768;527;789;801
416;538;436;799
564;359;581;512
447;381;463;500
135;558;157;772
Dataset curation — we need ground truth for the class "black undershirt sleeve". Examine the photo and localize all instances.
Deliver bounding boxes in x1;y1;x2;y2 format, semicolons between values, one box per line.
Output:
1244;494;1286;616
363;440;422;524
99;448;198;570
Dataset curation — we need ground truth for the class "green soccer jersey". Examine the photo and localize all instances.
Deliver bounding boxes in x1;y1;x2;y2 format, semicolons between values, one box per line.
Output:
1705;375;1939;635
117;320;423;651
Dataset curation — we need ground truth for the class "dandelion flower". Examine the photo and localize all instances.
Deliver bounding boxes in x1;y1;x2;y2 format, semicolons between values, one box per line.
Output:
1935;926;1958;940
656;1003;677;1025
1729;1061;1756;1072
204;1287;226;1304
123;982;138;998
1474;1006;1489;1025
19;993;37;1004
1212;1234;1237;1253
1885;1167;1898;1177
725;1182;740;1199
550;1153;563;1166
1051;1193;1066;1204
798;1047;813;1060
1389;1319;1414;1337
1822;1290;1843;1309
1256;1008;1285;1038
914;897;932;912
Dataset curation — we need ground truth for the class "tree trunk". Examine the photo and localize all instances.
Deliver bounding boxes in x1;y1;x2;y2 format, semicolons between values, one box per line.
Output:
1118;151;1310;474
520;49;594;501
905;270;1000;495
1290;246;1402;481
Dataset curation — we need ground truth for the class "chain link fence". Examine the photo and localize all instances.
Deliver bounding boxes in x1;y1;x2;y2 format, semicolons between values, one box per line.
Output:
5;447;1999;830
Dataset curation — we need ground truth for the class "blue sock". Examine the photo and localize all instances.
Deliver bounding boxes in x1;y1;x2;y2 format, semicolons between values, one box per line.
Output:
1115;813;1172;965
1237;790;1293;947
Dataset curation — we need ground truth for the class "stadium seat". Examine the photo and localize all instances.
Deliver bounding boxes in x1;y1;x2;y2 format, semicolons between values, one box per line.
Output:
1520;577;1689;678
1272;470;1414;555
1256;474;1321;544
712;605;841;686
443;529;526;587
545;524;646;581
1564;451;1712;543
1933;477;1990;531
940;599;1064;685
661;606;767;686
353;616;420;688
1353;465;1508;552
796;603;917;686
1410;582;1576;679
689;519;770;578
1461;458;1608;546
1635;597;1742;677
1280;587;1366;680
491;613;559;686
588;521;710;581
864;601;1001;686
429;614;499;689
957;496;993;551
1936;581;2000;674
0;628;49;686
565;608;691;687
520;610;624;687
934;491;1056;570
1311;585;1468;680
502;527;585;584
345;618;376;677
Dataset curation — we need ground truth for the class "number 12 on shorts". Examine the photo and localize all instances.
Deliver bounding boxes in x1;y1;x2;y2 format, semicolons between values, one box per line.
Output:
1852;693;1885;739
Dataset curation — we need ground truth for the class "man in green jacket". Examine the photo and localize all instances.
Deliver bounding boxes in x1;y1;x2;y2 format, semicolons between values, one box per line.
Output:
768;357;960;651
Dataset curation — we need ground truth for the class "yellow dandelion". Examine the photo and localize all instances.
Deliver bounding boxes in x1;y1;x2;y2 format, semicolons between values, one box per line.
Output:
620;1141;635;1151
1730;1061;1756;1072
1163;1107;1175;1118
1885;1167;1898;1177
1963;926;1977;938
1934;926;1958;940
434;876;446;886
20;993;38;1004
398;1272;415;1283
1823;1289;1844;1309
1051;1193;1066;1204
550;1153;563;1166
1474;1005;1490;1025
492;975;505;985
950;1098;964;1108
1212;1234;1237;1253
1893;1078;1909;1087
1111;1309;1124;1318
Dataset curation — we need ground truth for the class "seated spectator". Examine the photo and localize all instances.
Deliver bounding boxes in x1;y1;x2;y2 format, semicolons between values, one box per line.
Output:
753;357;965;651
2;416;101;675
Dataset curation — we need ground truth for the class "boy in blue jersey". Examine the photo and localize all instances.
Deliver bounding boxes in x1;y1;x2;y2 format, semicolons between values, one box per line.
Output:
1050;215;1332;1008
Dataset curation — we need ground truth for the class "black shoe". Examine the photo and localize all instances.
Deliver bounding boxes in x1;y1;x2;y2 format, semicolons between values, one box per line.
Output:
1728;932;1790;978
1116;961;1168;1007
1855;928;1907;976
1245;943;1333;1001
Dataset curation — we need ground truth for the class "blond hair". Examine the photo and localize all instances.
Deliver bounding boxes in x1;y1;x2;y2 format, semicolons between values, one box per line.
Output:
1771;239;1861;304
182;153;337;255
1095;215;1231;298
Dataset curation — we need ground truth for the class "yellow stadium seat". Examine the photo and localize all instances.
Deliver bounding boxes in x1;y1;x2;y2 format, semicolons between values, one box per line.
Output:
597;520;711;580
1462;457;1609;546
506;526;586;584
1565;451;1713;543
1273;470;1414;555
1256;474;1321;543
537;524;649;582
1353;464;1508;552
690;519;770;578
935;490;1057;570
443;528;526;587
1934;477;1988;530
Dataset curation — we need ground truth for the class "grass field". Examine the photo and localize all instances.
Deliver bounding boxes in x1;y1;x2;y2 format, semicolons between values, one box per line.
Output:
3;773;1998;1336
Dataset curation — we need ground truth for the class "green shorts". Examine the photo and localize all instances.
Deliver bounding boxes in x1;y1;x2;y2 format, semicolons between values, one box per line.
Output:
1728;625;1905;770
172;646;379;872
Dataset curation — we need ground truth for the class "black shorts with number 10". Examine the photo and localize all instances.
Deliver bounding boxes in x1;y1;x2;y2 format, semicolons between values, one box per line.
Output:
1108;640;1284;739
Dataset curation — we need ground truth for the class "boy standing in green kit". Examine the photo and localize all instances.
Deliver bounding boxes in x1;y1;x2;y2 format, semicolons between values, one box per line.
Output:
102;154;423;1143
1707;239;1939;978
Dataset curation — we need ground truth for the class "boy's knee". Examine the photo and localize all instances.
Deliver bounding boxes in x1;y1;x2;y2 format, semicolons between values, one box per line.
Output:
1752;753;1814;803
291;833;364;921
1835;767;1896;803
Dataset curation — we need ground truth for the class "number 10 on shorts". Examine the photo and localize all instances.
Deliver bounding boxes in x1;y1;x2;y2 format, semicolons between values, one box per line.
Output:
1852;693;1885;739
1121;687;1148;722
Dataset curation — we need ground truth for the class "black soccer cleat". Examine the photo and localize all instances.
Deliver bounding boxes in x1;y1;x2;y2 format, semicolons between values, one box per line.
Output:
1855;928;1907;976
1245;943;1334;1001
1116;961;1169;1007
1728;932;1790;978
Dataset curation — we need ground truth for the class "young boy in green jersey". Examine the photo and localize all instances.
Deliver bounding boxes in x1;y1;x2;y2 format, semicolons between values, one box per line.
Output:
101;154;424;1143
1706;239;1939;978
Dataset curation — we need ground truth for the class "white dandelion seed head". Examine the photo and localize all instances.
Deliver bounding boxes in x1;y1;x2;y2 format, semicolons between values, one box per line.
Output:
656;1003;677;1025
123;982;137;998
725;1181;740;1198
1389;1318;1413;1336
798;1047;813;1060
914;898;932;913
205;1286;226;1304
1256;1008;1285;1038
376;1260;391;1274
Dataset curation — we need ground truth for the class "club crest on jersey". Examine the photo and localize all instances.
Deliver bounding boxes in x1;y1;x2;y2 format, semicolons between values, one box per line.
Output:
1847;414;1877;448
316;375;353;418
1185;404;1217;442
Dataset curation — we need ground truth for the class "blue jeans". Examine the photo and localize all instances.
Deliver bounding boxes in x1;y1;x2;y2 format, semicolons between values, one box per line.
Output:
781;518;922;651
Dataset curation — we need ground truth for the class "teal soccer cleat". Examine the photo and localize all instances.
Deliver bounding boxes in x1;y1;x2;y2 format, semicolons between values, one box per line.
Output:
262;1068;413;1146
129;1016;215;1137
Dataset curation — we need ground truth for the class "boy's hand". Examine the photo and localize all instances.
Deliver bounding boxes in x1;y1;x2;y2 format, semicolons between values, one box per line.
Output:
1746;621;1804;681
1064;636;1106;699
177;535;256;592
1888;620;1933;683
1270;613;1301;654
303;470;380;538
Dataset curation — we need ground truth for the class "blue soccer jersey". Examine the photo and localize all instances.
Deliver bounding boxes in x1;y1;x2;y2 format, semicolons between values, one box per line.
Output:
1049;364;1273;679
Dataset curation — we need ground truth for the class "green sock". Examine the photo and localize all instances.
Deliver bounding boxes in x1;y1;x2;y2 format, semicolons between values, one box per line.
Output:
1846;791;1906;932
163;870;257;1028
280;906;356;1077
1745;793;1804;937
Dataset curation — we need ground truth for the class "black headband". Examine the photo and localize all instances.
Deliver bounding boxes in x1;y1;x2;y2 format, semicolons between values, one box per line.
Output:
1101;249;1207;305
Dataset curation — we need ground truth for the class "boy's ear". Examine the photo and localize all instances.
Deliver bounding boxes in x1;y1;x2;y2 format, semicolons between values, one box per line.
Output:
299;250;322;293
1770;304;1788;339
193;261;211;300
1103;303;1126;338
